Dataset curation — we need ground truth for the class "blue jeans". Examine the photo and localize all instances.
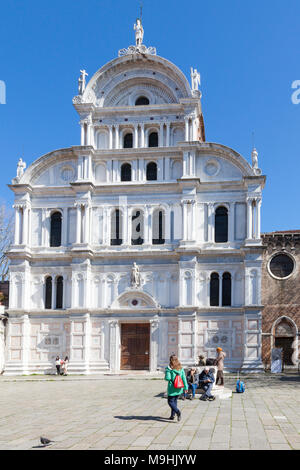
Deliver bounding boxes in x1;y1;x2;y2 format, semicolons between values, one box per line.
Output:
167;396;180;418
201;382;213;398
188;383;198;397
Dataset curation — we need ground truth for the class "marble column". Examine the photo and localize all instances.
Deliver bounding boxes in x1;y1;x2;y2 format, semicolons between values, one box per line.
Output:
160;123;164;147
109;320;119;373
255;198;262;239
134;124;139;148
208;203;214;242
115;125;120;149
185;117;189;141
22;206;29;245
166;123;170;147
84;205;90;244
149;317;159;372
80;122;85;146
108;126;113;149
140;123;145;148
181;201;187;240
247;198;253;240
75;204;82;244
13;206;21;245
229;203;235;243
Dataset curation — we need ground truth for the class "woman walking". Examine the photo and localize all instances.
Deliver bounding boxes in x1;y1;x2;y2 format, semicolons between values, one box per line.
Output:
215;347;226;386
165;355;188;421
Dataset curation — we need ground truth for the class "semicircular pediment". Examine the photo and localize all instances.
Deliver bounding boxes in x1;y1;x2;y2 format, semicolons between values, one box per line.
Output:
80;55;192;107
110;288;160;309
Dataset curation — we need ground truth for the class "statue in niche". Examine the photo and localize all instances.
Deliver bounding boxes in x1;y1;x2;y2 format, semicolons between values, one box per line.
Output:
134;18;144;46
78;69;88;95
131;262;141;288
16;158;26;180
191;67;201;91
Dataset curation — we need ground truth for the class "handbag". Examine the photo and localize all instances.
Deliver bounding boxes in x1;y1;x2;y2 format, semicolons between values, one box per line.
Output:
173;373;184;389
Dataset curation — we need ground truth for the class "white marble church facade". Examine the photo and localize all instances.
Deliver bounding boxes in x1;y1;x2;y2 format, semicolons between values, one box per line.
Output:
3;22;266;375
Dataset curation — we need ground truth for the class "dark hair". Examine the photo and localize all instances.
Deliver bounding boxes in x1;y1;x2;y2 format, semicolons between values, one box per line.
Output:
56;356;59;360
64;356;69;361
169;355;182;370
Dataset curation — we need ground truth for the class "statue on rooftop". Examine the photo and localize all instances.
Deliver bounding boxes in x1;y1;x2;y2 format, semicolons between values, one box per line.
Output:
191;68;201;91
78;69;88;95
16;158;26;180
134;18;144;47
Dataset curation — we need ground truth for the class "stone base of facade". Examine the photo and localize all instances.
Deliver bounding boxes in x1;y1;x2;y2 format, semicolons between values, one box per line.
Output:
2;310;265;376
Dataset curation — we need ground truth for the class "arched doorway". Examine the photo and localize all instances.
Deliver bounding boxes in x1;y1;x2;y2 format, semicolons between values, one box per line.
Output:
273;317;297;367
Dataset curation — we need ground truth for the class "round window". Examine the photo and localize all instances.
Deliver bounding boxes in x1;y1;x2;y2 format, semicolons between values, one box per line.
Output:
269;253;295;279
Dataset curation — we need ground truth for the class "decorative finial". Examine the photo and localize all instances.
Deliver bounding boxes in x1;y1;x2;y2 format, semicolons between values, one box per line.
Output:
252;147;258;169
78;69;88;95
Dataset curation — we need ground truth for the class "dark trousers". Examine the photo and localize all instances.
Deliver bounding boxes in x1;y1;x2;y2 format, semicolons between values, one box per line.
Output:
216;370;224;385
167;396;180;418
56;365;60;375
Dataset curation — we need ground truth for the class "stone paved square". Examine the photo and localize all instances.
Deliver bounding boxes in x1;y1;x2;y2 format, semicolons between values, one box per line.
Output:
0;373;299;450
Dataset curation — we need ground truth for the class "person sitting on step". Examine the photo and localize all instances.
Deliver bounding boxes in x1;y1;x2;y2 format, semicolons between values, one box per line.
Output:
198;366;215;401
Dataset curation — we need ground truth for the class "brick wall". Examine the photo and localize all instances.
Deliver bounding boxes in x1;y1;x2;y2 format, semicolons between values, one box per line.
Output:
261;232;300;367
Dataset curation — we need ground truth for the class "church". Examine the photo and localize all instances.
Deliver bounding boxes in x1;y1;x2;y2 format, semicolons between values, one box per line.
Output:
3;19;266;375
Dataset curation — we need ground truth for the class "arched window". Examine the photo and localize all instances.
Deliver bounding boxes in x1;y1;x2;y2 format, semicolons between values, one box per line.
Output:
45;276;52;309
50;212;62;247
121;163;132;182
148;132;158;147
131;210;144;245
146;162;157;181
135;96;149;106
210;273;219;306
152;210;165;245
215;206;228;243
56;276;63;309
123;133;133;148
222;272;231;306
111;209;123;245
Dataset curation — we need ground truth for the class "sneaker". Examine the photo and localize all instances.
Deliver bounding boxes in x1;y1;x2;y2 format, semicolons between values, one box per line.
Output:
168;416;175;420
208;396;216;401
200;396;208;401
177;412;181;422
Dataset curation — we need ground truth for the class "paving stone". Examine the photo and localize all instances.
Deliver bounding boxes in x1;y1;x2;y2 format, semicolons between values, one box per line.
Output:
0;373;299;451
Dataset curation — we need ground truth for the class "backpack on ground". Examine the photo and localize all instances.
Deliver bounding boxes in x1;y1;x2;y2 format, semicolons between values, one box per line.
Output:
236;379;245;393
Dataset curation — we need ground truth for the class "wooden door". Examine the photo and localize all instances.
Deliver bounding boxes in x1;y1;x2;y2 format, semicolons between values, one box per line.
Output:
121;323;150;370
275;337;294;365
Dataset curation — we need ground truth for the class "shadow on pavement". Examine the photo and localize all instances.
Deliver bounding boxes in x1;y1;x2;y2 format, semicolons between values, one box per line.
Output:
114;415;171;422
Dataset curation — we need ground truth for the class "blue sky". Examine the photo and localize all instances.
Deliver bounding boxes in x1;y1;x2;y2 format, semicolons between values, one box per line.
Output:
0;0;299;232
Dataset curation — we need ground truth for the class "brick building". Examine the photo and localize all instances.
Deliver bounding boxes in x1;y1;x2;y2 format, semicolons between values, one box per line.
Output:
261;231;300;370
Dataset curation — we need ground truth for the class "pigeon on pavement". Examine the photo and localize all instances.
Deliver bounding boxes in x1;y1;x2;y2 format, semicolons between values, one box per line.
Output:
40;436;55;446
